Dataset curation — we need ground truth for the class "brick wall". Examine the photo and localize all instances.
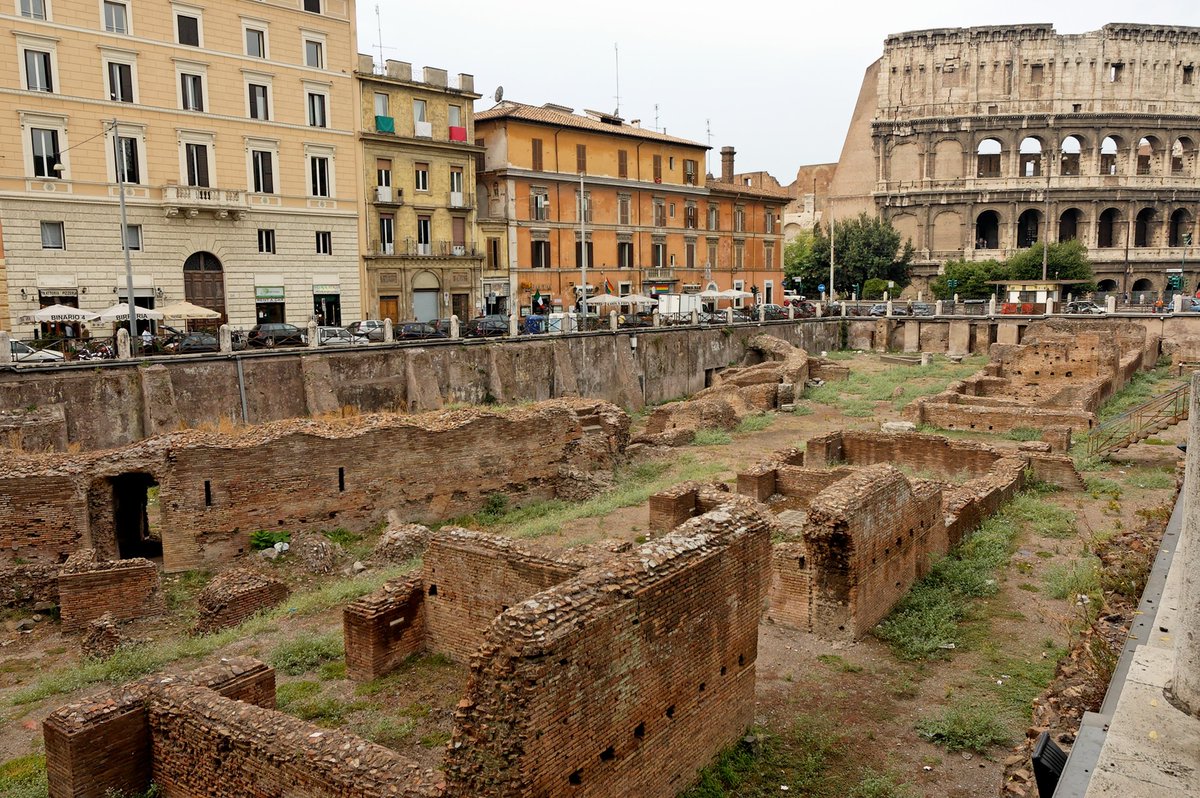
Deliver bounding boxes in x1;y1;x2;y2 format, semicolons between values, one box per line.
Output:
344;576;426;682
767;541;812;629
0;475;87;563
443;501;773;797
44;657;274;798
193;568;290;635
648;481;731;531
57;555;164;633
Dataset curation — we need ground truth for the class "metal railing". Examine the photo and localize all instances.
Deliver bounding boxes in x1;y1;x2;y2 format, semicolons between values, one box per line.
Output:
1085;381;1190;457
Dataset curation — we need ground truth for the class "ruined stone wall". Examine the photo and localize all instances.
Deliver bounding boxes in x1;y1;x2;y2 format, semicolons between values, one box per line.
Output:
647;481;732;531
0;474;86;564
344;576;426;682
443;503;773;797
193;569;290;635
57;554;163;633
768;541;812;630
808;430;1005;480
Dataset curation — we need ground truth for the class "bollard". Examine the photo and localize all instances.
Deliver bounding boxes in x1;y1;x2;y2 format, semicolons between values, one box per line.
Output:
690;309;699;325
840;302;847;317
758;303;766;323
1045;299;1056;316
920;352;932;366
935;300;944;316
725;307;734;325
307;320;319;348
116;328;131;359
609;310;618;331
383;318;394;343
652;310;661;328
815;303;823;318
0;331;11;364
987;297;997;316
1106;295;1117;314
886;301;894;317
917;291;923;301
953;293;959;305
788;305;795;320
450;314;460;339
219;324;232;353
1174;294;1184;314
508;313;518;337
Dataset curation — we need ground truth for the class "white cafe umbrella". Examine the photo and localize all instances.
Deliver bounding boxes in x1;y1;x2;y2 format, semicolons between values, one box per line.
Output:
698;288;724;299
96;302;165;323
719;289;754;299
18;304;99;324
158;300;221;320
620;294;659;305
585;294;625;305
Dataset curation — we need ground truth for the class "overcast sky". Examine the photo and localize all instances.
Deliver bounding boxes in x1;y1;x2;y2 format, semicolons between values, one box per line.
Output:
359;1;1200;184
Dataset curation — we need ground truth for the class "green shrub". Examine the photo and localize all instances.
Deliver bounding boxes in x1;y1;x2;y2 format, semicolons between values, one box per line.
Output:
0;753;47;798
1044;557;1102;601
321;527;361;546
916;700;1011;752
276;680;321;709
480;493;509;521
269;633;345;675
249;530;291;551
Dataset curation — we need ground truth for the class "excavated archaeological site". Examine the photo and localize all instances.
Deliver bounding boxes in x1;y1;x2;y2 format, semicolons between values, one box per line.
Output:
0;320;1188;798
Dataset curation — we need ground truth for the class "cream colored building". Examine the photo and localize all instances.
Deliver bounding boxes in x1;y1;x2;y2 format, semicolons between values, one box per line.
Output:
355;56;484;322
0;0;362;332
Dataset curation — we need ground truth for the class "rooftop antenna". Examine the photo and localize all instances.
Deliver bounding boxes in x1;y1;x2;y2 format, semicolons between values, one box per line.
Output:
374;4;383;72
614;42;621;117
654;103;659;132
705;118;712;174
494;85;504;103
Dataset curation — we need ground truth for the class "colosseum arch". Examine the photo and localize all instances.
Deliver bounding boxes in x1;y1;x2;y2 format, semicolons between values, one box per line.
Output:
1096;278;1119;294
976;138;1004;178
1098;207;1123;248
1172;137;1198;176
975;210;1001;250
1136;136;1164;176
933;139;964;181
889;142;920;183
1059;135;1086;176
1019;137;1045;177
1017;209;1042;248
932;210;963;251
1100;136;1122;175
891;212;919;248
1169;208;1194;247
1058;208;1084;242
1134;207;1158;247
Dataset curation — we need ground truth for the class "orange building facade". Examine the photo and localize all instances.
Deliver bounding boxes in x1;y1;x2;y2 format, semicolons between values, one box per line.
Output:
475;103;788;314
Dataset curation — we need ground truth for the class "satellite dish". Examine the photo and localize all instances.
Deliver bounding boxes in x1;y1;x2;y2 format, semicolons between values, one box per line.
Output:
494;86;504;103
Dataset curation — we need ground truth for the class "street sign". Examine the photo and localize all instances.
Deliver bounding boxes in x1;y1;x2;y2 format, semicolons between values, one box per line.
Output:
818;283;826;293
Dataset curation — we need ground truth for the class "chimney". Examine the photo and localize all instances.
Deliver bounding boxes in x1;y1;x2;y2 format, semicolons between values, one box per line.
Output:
720;146;736;183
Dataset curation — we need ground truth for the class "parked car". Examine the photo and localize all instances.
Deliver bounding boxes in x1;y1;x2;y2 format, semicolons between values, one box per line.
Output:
346;320;386;339
318;326;361;346
761;303;790;320
868;303;890;317
397;322;448;341
1065;300;1106;315
173;331;220;353
462;316;509;338
10;340;64;362
909;302;934;317
247;323;306;347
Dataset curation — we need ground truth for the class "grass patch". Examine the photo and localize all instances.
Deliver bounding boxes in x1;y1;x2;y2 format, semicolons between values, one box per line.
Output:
419;730;452;748
1044;557;1102;601
692;429;733;446
805;356;985;413
979;644;1067;720
285;695;367;725
270;632;344;676
163;570;212;613
321;527;361;547
816;654;864;673
792;402;815;416
736;413;775;433
1097;362;1182;422
275;680;321;709
1004;493;1076;539
1122;468;1176;490
0;753;47;798
11;566;413;705
1004;428;1043;441
916;699;1011;753
363;716;418;747
1084;477;1123;500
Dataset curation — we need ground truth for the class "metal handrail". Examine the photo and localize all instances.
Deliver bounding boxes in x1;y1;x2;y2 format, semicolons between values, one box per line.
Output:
1085;382;1190;457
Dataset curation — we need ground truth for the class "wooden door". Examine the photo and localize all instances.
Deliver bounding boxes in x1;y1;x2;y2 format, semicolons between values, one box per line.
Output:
379;296;399;323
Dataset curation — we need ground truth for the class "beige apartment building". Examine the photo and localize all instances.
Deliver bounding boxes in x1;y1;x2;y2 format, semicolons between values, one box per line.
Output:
0;0;361;332
354;57;486;322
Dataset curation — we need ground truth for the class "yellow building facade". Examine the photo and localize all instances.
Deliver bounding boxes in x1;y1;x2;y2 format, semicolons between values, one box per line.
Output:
355;56;485;323
0;0;361;331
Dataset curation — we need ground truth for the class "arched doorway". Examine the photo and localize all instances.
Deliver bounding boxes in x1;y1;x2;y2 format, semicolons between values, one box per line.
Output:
1170;209;1194;247
411;270;441;322
1096;279;1119;294
1131;277;1155;305
1135;208;1156;248
1097;208;1121;248
1017;209;1041;248
1058;208;1083;242
183;252;226;326
975;210;1000;249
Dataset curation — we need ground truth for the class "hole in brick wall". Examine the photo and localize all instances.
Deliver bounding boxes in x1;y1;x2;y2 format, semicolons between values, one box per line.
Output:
569;769;582;785
634;722;645;738
698;682;706;692
632;618;639;625
338;467;345;492
204;480;212;507
600;746;615;761
797;556;806;568
666;705;676;719
895;537;902;547
109;472;164;560
720;665;727;676
501;604;509;612
428;584;437;596
738;654;745;667
559;658;569;666
838;625;845;632
1066;370;1072;377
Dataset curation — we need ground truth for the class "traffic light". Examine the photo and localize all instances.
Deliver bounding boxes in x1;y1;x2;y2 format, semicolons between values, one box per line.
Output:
1167;273;1184;291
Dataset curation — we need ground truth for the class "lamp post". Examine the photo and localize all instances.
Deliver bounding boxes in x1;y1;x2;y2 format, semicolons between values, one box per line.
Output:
579;171;587;332
110;118;137;346
1042;152;1051;281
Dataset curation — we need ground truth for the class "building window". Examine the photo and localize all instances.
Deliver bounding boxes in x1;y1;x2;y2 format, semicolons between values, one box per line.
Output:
115;135;139;183
618;149;628;178
707;240;718;269
304;39;323;69
306;92;327;127
1109;62;1124;82
184;142;209;187
734;206;745;232
1030;64;1044;83
618;241;633;269
532;138;543;171
107;61;133;102
40;221;64;249
685;204;697;229
531;240;550;268
20;0;46;20
414;162;429;192
180;73;204;111
576;190;591;222
245;27;266;58
315;230;332;254
374;92;389;118
618;195;631;226
124;224;141;251
25;49;53;92
653;154;662;182
257;228;276;253
575;240;593;268
707;204;719;230
652;242;666;267
416;215;431;251
653;200;666;227
304;0;321;12
764;243;775;267
576;143;587;173
376;158;392;189
1184;65;1195;85
531;189;549;221
176;13;200;47
684;159;698;185
251;150;274;193
309;155;330;197
31;128;60;178
248;83;269;120
379;214;394;254
764;209;775;232
413;98;427;121
734;243;745;270
686;241;696;269
103;1;128;33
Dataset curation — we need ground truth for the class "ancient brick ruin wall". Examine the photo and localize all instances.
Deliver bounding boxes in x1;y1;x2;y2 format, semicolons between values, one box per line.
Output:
57;555;164;633
647;481;732;531
0;399;627;572
344;576;427;682
148;684;441;798
807;430;1004;480
193;569;290;635
44;657;275;798
768;541;812;630
443;502;774;797
804;466;945;638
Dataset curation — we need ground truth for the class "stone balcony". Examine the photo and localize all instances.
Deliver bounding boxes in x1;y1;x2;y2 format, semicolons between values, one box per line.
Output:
163;186;247;220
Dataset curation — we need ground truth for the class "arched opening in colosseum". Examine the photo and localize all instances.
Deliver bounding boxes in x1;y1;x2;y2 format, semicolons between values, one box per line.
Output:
1059;135;1084;176
1017;209;1042;248
889;142;920;182
1096;278;1119;295
1170;209;1194;247
1135;208;1157;247
976;139;1002;178
975;211;1000;249
1172;137;1197;176
1136;136;1162;176
1100;136;1121;175
1098;208;1122;248
932;211;963;251
933;139;963;180
1132;277;1155;303
1058;208;1083;242
1019;137;1044;177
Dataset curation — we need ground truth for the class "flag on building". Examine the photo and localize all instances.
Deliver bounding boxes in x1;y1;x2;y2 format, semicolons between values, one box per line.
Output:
604;278;615;295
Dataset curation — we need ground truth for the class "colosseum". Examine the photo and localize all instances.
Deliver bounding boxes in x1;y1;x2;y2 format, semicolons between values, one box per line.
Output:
825;23;1200;300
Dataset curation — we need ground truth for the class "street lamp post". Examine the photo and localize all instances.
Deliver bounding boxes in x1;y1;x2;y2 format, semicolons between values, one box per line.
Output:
579;171;587;333
1042;153;1051;281
110;118;137;346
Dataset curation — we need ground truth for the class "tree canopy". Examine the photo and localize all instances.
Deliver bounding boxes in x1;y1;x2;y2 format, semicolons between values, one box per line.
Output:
929;240;1096;300
784;213;914;296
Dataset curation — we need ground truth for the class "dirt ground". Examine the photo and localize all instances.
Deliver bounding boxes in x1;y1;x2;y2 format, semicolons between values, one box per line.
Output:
0;353;1184;797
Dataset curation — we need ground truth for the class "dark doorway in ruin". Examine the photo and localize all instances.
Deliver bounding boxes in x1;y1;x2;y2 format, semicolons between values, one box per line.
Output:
111;473;164;560
975;211;1000;250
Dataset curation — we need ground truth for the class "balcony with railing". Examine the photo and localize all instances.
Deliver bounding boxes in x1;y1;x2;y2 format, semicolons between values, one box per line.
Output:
400;238;480;258
448;191;473;209
373;185;404;206
163;185;246;219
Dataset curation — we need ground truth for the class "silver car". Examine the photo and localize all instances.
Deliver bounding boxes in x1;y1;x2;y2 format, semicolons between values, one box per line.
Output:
317;326;363;346
11;341;64;362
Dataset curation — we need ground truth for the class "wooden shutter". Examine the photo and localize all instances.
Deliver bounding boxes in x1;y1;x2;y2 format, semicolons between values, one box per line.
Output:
618;150;628;178
532;139;543;171
576;144;586;173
